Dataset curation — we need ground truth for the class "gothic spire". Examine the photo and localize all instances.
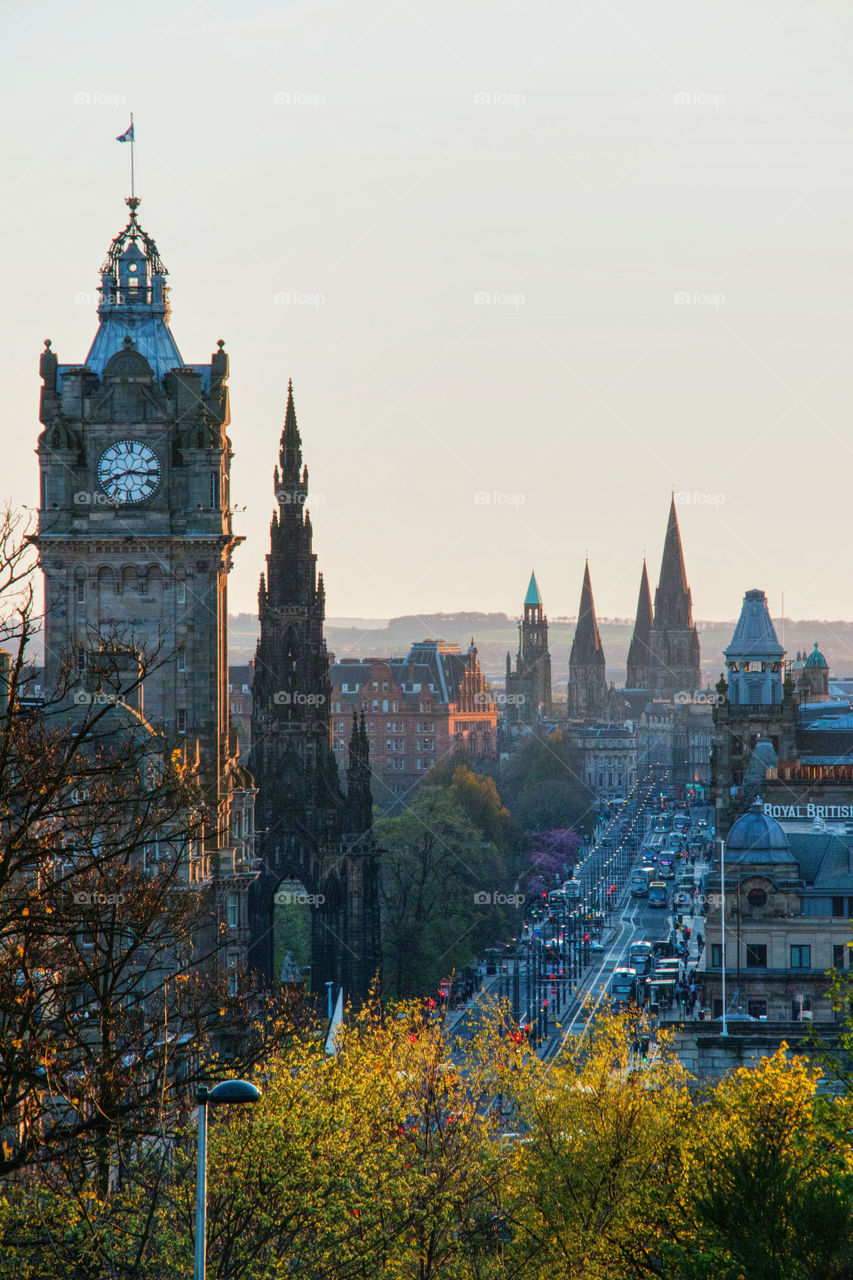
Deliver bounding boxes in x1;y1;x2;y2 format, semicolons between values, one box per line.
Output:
572;560;603;660
568;560;606;719
279;379;303;483
626;560;654;689
656;495;691;618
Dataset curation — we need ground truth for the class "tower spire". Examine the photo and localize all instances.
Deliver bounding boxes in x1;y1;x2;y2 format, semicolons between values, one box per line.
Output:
279;379;303;483
568;560;606;719
626;560;654;689
649;496;701;695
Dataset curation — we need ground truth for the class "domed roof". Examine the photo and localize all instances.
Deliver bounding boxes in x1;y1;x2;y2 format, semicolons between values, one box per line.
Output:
804;642;828;669
102;337;154;379
725;799;793;863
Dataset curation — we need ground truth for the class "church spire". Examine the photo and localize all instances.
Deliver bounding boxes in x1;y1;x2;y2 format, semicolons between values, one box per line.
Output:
573;560;603;659
279;379;303;483
656;495;691;621
568;561;606;720
626;560;654;689
649;496;701;696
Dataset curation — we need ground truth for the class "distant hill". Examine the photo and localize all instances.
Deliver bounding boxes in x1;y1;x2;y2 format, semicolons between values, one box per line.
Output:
228;613;853;692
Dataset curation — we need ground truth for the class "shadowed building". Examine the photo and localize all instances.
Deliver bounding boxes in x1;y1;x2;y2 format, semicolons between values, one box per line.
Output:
626;561;654;692
248;383;381;1002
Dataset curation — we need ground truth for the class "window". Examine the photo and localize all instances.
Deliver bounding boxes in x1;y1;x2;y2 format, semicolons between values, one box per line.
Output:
177;649;186;672
227;949;240;996
833;944;847;970
792;996;812;1021
176;709;186;734
710;943;722;968
227;893;240;929
76;578;85;603
210;472;220;509
138;576;147;596
833;897;846;918
176;579;186;604
790;945;811;969
747;888;767;908
748;999;767;1019
745;944;767;968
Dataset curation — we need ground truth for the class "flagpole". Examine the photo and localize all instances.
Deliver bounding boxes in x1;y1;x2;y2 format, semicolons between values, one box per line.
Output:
130;113;135;199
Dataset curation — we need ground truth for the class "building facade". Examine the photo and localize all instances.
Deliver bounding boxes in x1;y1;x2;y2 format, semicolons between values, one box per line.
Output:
330;640;498;806
704;802;853;1024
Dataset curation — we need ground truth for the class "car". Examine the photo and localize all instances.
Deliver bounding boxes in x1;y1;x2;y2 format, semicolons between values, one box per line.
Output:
589;940;605;954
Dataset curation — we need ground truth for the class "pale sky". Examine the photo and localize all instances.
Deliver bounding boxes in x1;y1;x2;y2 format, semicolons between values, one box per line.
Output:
3;0;853;623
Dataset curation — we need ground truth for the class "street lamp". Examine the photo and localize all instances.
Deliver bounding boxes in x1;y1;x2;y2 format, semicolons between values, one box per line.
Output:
718;837;728;1037
195;1079;262;1280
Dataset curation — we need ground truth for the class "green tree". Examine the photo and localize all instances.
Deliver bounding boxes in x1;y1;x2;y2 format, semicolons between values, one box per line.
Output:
376;787;515;998
494;732;594;835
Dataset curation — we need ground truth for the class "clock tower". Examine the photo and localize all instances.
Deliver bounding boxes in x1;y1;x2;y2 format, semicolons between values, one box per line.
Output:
35;197;256;979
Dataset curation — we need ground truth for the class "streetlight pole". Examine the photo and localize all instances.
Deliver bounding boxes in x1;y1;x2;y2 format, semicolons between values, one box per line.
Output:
719;838;728;1037
195;1079;262;1280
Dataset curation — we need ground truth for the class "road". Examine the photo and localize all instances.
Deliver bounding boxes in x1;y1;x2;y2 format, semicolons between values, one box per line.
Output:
445;794;712;1062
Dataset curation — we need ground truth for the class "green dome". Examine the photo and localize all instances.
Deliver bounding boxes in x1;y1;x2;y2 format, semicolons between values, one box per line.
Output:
804;642;828;669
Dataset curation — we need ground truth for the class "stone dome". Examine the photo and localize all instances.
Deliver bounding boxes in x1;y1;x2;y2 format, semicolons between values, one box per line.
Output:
725;799;792;863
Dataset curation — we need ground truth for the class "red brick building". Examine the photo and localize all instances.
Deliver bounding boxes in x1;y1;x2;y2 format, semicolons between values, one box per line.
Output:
329;640;498;807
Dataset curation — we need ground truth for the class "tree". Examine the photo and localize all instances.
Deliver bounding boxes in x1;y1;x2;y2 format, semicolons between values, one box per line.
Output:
494;733;594;835
670;1049;853;1280
376;787;515;998
500;1008;691;1279
0;506;309;1274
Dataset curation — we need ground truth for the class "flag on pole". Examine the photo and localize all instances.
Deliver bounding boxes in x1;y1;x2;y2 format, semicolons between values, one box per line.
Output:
116;123;134;143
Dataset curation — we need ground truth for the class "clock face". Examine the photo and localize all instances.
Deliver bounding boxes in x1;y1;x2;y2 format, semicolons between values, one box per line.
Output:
98;440;161;504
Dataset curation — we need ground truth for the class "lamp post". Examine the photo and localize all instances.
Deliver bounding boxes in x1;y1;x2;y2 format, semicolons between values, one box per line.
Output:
719;838;728;1037
195;1079;262;1280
